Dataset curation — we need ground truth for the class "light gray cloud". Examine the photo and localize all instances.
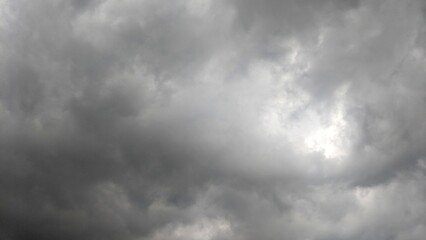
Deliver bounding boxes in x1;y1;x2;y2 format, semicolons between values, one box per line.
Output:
1;0;426;239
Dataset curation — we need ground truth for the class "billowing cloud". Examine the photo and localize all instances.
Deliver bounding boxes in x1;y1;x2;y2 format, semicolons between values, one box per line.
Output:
1;0;426;239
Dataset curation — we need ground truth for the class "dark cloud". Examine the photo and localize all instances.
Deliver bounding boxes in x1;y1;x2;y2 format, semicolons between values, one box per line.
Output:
1;0;426;239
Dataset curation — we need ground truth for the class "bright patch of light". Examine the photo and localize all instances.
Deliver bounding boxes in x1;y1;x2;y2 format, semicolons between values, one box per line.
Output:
304;84;350;160
304;126;344;159
258;38;352;165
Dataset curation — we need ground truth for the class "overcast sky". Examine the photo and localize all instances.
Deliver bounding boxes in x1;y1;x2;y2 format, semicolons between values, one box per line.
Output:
1;0;426;239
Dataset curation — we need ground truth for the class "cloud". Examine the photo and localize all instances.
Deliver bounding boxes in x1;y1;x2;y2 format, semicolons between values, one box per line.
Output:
1;0;426;239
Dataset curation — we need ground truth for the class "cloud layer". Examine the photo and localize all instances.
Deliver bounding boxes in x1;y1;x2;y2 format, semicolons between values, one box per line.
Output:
1;0;426;239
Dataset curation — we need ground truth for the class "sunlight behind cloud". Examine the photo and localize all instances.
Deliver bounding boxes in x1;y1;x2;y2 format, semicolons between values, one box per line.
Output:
304;83;350;160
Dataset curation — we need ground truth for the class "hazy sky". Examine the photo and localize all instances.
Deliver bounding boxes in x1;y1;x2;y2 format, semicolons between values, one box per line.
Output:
1;0;426;239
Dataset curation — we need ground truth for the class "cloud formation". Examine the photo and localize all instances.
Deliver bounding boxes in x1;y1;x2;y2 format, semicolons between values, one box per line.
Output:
1;0;426;239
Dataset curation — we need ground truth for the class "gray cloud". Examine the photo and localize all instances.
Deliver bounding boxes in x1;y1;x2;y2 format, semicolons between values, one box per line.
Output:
1;0;426;239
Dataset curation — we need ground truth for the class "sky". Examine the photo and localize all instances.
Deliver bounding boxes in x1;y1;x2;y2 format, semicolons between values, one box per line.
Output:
1;0;426;239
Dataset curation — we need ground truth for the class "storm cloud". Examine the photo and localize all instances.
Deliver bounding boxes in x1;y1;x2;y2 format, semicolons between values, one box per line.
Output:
1;0;426;239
